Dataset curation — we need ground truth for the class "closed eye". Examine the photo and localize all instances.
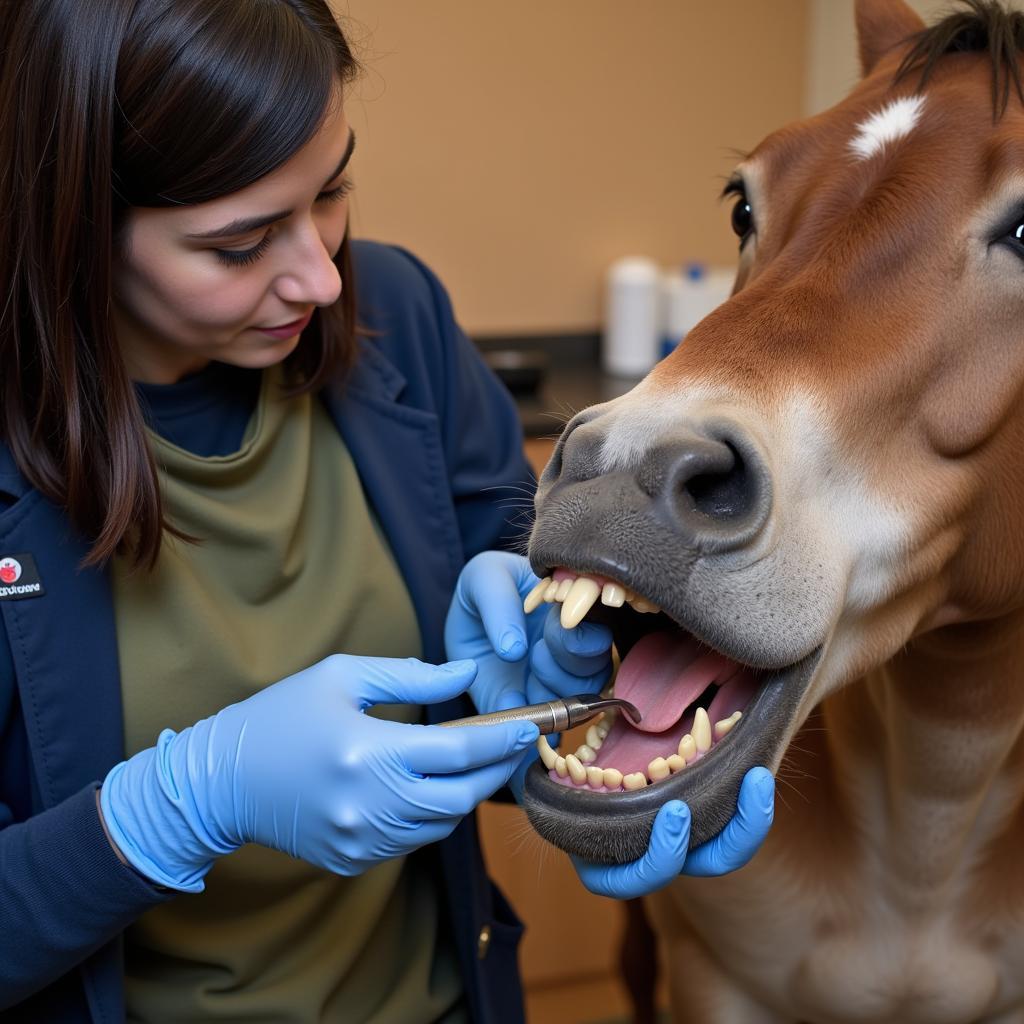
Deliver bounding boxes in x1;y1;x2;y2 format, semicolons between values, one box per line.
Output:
214;234;273;268
317;176;355;205
213;178;354;268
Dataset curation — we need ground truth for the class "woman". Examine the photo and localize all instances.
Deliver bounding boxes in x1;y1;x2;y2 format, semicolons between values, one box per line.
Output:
0;1;774;1021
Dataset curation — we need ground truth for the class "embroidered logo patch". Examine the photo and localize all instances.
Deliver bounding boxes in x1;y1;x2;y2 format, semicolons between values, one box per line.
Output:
0;553;44;600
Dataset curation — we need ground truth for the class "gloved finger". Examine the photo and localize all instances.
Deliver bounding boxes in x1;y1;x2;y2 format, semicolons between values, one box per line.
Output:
490;685;530;713
681;767;774;877
527;638;609;704
342;817;463;873
505;746;538;803
571;800;691;899
448;553;536;662
389;816;463;851
350;657;479;710
543;608;614;676
399;719;540;775
404;749;534;819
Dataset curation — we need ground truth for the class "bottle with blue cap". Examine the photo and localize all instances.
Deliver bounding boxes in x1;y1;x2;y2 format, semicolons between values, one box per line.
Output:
660;261;737;360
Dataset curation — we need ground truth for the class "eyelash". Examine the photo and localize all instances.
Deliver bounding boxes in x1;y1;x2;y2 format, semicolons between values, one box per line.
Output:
214;178;355;268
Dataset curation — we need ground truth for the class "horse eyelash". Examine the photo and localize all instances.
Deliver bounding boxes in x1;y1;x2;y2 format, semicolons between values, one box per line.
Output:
721;178;746;201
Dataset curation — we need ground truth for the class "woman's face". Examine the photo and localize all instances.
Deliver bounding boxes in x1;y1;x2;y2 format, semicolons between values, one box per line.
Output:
114;96;353;384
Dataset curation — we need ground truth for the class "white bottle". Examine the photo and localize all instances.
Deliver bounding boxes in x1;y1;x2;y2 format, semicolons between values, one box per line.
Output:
602;256;661;378
661;262;736;358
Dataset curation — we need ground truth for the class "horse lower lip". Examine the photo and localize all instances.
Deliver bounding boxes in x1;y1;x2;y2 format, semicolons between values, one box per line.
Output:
522;648;823;864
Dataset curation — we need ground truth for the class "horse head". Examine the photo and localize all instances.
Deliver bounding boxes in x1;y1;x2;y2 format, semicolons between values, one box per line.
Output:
524;0;1024;866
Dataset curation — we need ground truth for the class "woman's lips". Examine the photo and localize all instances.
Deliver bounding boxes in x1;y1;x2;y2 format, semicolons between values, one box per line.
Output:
256;310;314;339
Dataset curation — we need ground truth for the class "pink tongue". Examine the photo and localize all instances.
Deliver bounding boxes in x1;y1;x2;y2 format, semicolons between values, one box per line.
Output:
615;631;740;732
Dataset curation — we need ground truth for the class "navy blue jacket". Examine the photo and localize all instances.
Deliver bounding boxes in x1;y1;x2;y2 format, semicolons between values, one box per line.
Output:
0;242;534;1023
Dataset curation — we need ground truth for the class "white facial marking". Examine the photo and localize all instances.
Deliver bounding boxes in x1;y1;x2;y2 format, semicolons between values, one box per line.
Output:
597;377;721;473
849;95;926;160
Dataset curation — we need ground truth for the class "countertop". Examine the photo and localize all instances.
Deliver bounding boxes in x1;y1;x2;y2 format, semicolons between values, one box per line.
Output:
474;334;641;438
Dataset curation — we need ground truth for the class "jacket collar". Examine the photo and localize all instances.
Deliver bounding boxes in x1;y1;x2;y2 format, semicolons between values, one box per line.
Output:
323;340;462;667
342;338;408;403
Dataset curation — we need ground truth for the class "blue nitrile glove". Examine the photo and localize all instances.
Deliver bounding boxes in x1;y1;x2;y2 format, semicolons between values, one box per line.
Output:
99;655;539;892
445;551;613;798
445;551;613;716
445;552;773;894
524;606;614;706
572;767;775;899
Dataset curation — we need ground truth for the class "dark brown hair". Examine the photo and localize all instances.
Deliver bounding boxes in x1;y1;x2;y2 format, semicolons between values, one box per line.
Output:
0;0;361;568
895;0;1024;119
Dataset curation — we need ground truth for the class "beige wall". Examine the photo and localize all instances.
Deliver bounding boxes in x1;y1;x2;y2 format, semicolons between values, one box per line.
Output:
333;1;809;336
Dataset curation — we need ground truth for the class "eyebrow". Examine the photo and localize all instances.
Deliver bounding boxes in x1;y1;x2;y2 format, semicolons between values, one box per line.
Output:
186;130;356;240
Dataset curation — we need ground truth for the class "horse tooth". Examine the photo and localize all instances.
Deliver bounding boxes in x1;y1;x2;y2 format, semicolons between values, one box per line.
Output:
555;578;574;602
714;711;742;739
543;580;560;602
524;577;552;614
623;772;648;790
601;582;626;607
576;743;598;764
603;767;623;789
678;734;697;760
561;577;602;628
693;708;712;752
667;754;686;773
586;766;605;787
555;756;568;778
537;736;557;770
585;725;603;750
565;754;588;784
648;757;670;781
628;594;661;614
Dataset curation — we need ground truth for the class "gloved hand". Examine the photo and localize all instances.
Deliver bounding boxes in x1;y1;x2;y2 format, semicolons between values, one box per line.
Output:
572;766;775;898
445;551;613;716
445;552;774;893
445;551;613;799
99;656;538;892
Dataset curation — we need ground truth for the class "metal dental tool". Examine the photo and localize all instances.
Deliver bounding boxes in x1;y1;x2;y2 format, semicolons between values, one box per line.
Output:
440;693;642;735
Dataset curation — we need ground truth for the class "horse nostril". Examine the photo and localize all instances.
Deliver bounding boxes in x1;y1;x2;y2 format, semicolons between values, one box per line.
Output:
542;410;605;487
682;442;752;520
646;428;770;550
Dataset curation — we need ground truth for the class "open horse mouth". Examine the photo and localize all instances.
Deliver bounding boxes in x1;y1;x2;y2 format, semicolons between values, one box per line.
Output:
521;564;821;865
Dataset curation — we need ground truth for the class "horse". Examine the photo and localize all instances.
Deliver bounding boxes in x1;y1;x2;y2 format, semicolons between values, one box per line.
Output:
520;1;1024;1020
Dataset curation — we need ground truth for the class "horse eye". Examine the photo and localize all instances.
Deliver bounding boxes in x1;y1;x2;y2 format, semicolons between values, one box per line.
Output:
730;195;754;245
1000;220;1024;258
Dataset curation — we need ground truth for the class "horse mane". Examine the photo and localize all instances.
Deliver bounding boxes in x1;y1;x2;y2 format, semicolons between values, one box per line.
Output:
895;0;1024;119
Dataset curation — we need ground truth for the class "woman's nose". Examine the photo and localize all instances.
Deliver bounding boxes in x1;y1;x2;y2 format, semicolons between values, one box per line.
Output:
276;228;343;308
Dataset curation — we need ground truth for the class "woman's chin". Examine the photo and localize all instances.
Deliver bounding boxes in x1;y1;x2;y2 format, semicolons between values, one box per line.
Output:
224;332;304;367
